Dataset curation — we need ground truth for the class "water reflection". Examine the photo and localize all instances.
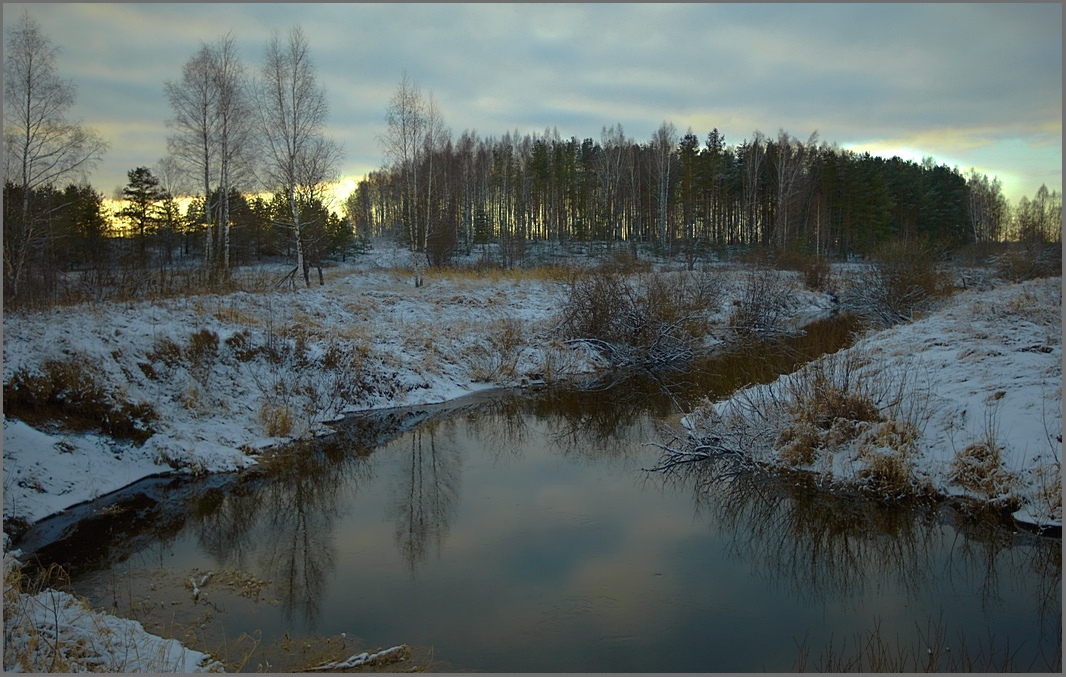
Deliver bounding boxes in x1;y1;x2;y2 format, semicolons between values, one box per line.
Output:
387;423;463;572
652;449;1062;637
185;437;376;627
16;311;1057;671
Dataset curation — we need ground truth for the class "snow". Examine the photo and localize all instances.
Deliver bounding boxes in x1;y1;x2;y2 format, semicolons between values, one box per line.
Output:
680;275;1062;529
6;242;1055;669
3;538;221;672
3;416;173;525
307;645;407;671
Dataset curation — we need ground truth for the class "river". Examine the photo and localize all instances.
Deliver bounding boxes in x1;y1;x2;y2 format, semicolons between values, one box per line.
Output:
15;315;1062;672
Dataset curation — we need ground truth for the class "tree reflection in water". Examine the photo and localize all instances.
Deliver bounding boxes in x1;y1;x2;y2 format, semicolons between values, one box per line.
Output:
652;450;1062;634
190;435;375;628
387;421;463;572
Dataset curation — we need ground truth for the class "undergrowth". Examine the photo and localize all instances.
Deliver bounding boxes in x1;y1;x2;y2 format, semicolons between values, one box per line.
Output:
556;263;720;367
666;347;936;504
3;354;156;444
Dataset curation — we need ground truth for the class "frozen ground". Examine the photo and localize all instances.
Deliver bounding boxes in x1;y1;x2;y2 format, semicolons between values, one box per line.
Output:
679;275;1062;529
3;534;220;672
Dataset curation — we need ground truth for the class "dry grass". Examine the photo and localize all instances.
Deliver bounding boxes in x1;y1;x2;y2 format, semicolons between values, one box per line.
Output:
670;345;937;503
3;354;156;443
424;262;571;285
258;401;295;438
948;406;1017;503
950;441;1008;497
469;317;527;382
1032;462;1062;524
4;554;220;672
775;363;884;468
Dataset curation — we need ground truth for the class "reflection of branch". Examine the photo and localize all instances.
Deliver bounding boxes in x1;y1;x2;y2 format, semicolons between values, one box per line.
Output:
649;435;1060;625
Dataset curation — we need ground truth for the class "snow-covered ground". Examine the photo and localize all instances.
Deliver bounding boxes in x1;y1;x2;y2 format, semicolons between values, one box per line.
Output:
0;245;832;672
679;275;1062;529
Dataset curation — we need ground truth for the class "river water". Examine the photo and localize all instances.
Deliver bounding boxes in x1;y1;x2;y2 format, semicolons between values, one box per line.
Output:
17;315;1062;672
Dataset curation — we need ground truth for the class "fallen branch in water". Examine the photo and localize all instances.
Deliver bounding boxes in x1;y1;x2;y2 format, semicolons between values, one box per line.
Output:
307;644;408;671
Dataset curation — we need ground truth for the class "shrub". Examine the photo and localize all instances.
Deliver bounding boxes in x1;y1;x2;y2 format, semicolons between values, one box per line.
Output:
844;239;950;326
728;266;795;340
557;265;719;367
800;256;834;293
991;242;1062;283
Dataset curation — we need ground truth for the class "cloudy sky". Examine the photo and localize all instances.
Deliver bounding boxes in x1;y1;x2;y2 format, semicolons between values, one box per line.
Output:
5;2;1061;204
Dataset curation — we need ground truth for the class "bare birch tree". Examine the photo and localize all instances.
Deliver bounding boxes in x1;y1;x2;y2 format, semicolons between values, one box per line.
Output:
165;32;255;274
165;44;217;263
599;123;627;246
256;25;339;287
380;71;426;286
422;92;449;266
651;121;678;253
3;10;107;302
210;32;256;272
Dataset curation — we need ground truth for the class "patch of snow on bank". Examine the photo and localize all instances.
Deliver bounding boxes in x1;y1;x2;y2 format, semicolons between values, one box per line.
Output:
681;276;1062;528
3;252;833;528
3;417;174;525
3;540;221;672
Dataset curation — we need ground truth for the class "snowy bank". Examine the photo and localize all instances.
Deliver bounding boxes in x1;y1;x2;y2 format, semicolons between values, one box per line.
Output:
0;253;832;673
3;536;221;672
677;276;1062;529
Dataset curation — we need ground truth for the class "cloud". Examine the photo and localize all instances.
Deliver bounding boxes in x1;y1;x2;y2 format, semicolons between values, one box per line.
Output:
5;2;1059;205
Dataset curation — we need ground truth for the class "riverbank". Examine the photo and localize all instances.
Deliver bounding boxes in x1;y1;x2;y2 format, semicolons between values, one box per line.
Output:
675;275;1062;530
3;250;835;672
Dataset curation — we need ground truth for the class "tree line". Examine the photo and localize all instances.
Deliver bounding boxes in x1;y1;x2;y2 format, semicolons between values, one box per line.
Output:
358;87;1061;270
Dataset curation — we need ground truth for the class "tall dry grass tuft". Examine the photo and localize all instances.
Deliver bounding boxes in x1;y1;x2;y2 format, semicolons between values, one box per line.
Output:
948;404;1018;504
664;346;936;503
469;317;527;382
